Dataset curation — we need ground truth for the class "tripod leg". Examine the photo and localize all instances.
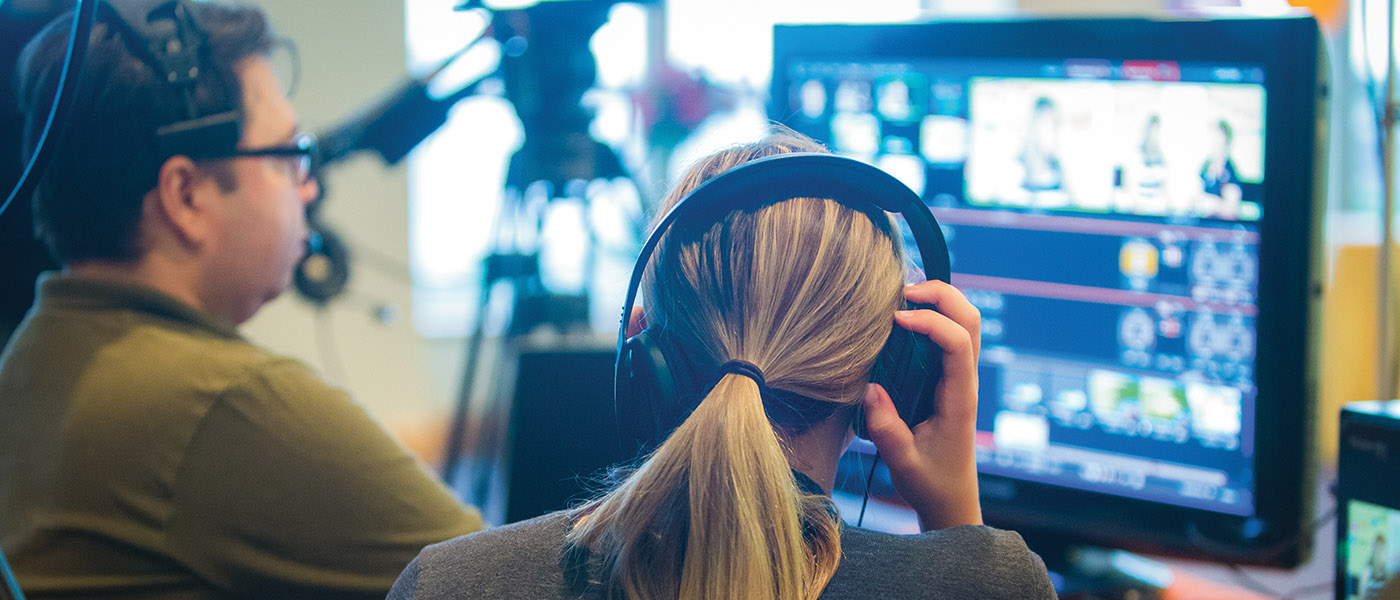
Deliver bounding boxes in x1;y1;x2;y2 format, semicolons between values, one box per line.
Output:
466;329;522;519
441;278;495;486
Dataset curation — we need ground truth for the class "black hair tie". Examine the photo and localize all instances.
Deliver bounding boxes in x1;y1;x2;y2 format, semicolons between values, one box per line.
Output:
719;360;766;390
717;360;840;433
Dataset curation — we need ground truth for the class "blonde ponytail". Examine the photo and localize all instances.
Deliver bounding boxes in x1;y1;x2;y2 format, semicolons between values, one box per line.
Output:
571;131;904;600
571;375;829;600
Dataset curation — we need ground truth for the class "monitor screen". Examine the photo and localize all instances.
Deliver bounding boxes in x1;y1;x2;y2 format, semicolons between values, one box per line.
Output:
773;16;1322;566
1343;499;1400;600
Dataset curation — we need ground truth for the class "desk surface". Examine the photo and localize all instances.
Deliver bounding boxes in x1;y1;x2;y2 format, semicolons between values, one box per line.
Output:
1161;468;1336;600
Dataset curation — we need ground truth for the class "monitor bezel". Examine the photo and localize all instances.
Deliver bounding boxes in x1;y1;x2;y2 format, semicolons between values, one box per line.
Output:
770;15;1323;566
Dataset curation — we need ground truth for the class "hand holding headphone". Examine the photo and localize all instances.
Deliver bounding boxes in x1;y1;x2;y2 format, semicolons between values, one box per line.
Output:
861;278;985;530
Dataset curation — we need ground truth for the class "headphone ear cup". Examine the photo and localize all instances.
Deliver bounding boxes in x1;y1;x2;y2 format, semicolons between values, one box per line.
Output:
618;331;677;454
867;299;943;434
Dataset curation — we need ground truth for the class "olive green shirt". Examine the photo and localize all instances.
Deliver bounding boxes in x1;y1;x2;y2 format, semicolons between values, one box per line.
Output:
0;275;484;599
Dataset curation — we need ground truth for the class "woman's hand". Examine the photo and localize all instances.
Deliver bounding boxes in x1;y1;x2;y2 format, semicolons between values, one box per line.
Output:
861;280;982;531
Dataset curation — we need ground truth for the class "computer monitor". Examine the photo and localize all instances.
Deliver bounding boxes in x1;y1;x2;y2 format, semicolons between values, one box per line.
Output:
771;15;1324;568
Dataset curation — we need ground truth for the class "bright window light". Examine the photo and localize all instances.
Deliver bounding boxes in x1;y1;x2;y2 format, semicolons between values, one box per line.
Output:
406;0;933;337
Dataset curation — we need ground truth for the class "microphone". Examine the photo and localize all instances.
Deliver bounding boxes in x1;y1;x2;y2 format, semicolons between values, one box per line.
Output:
317;78;433;166
295;222;351;304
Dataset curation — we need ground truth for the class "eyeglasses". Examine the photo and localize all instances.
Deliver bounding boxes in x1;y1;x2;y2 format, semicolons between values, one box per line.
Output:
202;131;318;185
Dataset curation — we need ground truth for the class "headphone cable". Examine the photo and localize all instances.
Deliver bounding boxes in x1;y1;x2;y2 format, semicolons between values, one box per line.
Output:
3;0;98;220
855;451;881;528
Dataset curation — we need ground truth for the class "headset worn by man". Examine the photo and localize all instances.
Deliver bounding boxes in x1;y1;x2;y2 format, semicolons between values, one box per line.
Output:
0;2;483;598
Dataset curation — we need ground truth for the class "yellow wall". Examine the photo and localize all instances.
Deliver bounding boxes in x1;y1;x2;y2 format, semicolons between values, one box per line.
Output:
1320;242;1398;461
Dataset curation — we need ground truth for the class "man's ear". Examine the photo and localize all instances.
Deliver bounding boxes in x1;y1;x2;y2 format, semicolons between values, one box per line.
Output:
151;155;213;246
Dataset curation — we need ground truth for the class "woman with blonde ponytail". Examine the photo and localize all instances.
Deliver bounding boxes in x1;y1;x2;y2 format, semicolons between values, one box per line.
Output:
389;133;1056;600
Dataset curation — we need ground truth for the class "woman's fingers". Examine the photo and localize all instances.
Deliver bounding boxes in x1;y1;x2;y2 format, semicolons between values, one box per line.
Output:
862;384;919;471
902;280;980;364
893;308;978;424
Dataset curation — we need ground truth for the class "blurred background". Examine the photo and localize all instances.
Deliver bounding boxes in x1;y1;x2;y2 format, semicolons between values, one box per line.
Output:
221;0;1371;477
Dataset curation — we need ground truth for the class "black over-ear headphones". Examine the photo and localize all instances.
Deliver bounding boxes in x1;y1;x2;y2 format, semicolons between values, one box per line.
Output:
613;152;952;454
103;0;242;159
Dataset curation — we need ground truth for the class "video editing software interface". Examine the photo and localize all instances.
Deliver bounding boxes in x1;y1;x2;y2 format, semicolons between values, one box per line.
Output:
784;56;1266;517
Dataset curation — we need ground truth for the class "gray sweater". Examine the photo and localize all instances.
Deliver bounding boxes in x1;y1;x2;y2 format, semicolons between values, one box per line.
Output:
388;511;1057;599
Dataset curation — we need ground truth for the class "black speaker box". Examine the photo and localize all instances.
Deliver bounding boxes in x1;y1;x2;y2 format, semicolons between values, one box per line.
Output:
504;349;635;524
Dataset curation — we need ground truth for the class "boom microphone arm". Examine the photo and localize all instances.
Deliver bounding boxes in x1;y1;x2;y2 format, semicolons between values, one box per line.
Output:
316;37;488;167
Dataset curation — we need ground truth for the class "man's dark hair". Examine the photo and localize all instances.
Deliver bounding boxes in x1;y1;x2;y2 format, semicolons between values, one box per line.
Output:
16;1;274;264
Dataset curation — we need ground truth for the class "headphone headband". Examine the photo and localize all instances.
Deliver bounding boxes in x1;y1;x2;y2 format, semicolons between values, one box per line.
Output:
614;152;952;451
101;0;242;159
614;153;950;360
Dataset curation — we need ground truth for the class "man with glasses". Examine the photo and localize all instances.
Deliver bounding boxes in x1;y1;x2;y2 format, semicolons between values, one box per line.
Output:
0;2;484;598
